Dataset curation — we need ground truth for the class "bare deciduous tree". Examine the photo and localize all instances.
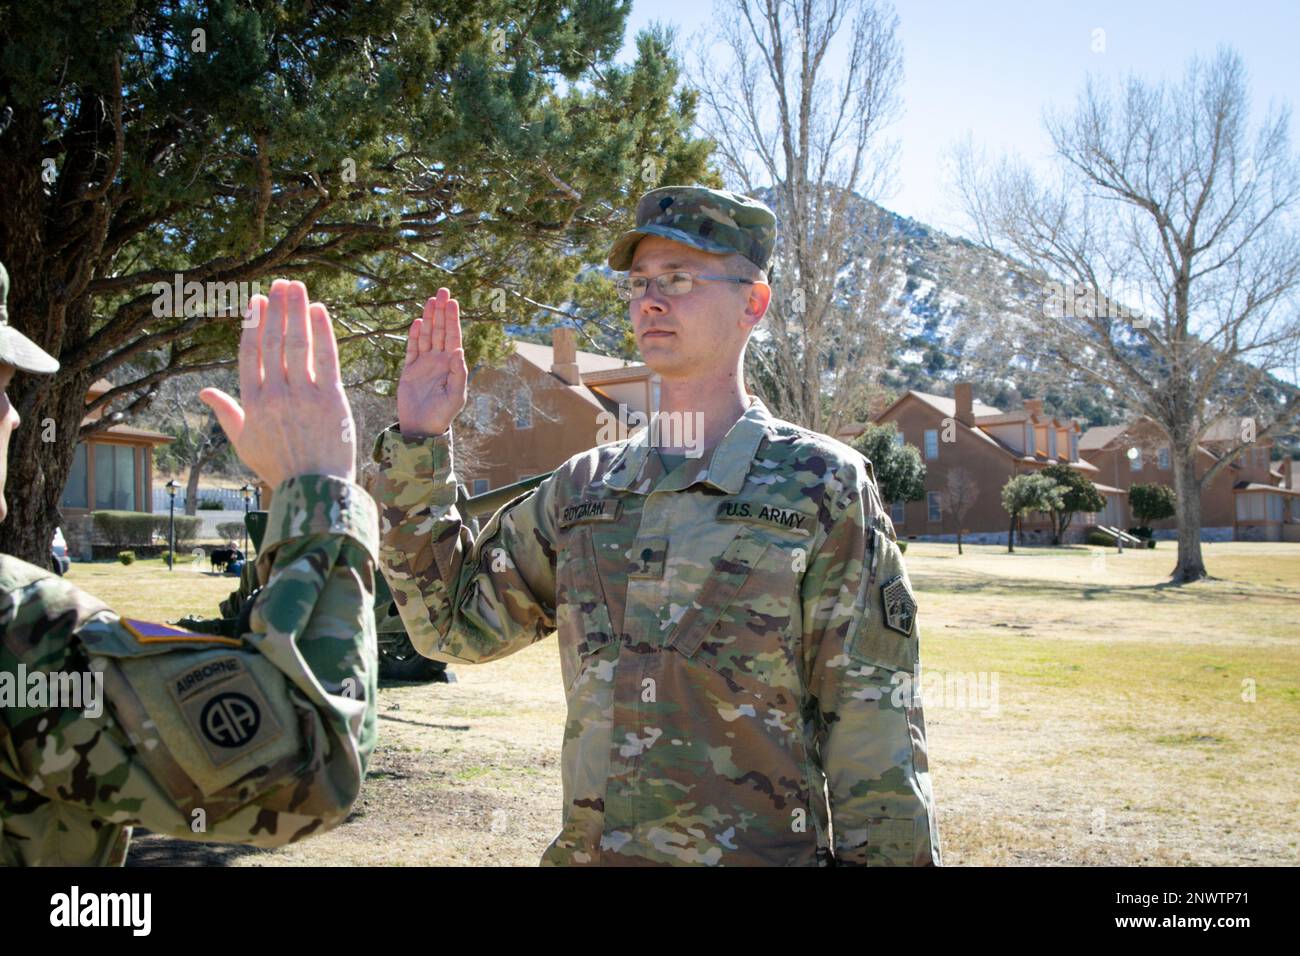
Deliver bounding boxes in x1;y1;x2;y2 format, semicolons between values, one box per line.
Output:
940;466;979;555
690;0;905;434
952;48;1300;582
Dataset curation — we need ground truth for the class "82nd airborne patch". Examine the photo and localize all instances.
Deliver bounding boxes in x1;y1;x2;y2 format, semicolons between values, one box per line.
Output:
881;575;917;636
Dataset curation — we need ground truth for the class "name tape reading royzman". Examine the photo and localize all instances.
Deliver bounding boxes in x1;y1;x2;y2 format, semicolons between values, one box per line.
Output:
559;498;623;527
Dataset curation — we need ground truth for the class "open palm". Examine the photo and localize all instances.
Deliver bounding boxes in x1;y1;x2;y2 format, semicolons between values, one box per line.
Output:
396;287;468;438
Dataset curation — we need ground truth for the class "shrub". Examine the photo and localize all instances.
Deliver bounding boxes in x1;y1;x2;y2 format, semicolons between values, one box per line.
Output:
216;520;246;541
897;540;908;554
92;511;157;548
152;514;202;547
117;550;136;565
1130;483;1176;524
1147;539;1156;549
1126;526;1154;539
1086;530;1114;546
197;499;224;510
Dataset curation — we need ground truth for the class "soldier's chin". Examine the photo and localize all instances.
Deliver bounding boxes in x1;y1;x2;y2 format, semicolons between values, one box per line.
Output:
0;492;7;523
640;350;689;377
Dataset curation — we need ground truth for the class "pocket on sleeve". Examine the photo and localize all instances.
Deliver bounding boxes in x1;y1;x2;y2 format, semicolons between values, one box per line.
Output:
847;528;918;673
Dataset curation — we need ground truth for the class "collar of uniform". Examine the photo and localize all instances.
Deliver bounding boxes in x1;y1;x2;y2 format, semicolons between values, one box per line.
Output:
603;394;772;495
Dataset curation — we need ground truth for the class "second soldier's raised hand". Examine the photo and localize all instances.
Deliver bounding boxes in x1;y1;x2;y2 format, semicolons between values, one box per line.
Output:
396;287;468;439
199;278;358;486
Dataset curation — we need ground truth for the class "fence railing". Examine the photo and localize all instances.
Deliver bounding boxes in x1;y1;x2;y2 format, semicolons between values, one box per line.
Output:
152;486;261;512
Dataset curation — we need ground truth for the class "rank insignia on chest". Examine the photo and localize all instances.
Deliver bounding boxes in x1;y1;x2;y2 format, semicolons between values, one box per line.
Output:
881;575;917;636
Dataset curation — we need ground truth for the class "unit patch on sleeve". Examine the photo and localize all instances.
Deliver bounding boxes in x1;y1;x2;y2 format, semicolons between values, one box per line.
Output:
880;574;917;637
166;655;285;768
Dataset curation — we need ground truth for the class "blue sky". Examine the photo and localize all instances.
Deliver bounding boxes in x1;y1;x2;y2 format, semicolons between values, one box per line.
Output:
618;0;1300;235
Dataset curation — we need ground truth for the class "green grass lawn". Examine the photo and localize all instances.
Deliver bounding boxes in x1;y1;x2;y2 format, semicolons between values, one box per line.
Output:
75;540;1300;866
66;555;241;624
904;541;1300;865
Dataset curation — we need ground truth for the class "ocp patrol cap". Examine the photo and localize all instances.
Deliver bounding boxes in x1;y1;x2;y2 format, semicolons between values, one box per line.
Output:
0;261;59;374
606;185;777;275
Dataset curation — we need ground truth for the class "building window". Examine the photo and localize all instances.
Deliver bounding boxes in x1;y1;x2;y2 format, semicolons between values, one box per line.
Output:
893;431;905;447
513;392;532;429
94;444;136;511
473;394;491;425
924;429;938;460
1048;428;1057;458
927;491;941;522
891;500;905;525
1069;431;1078;461
1158;446;1170;470
1130;449;1143;471
61;443;88;508
1269;494;1283;522
1026;424;1035;455
1237;494;1268;521
472;478;489;495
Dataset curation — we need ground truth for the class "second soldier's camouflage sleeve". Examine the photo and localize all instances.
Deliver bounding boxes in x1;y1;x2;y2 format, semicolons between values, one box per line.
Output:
370;423;559;664
0;474;379;864
801;461;942;866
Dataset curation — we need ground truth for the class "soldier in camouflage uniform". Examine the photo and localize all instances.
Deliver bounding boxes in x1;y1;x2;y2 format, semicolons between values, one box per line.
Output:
0;273;379;865
373;185;942;865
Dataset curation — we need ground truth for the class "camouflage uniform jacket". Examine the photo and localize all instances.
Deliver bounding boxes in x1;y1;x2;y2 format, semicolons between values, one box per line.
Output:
0;474;379;866
373;395;941;866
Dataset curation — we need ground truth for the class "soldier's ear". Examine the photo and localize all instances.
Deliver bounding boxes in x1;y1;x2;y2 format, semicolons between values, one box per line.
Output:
746;281;772;324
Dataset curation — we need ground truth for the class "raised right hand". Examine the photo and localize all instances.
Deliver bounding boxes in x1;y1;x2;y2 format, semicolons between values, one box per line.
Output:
199;279;358;487
396;287;468;438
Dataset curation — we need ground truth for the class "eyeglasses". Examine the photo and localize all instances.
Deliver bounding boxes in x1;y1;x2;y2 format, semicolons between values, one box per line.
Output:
615;270;758;301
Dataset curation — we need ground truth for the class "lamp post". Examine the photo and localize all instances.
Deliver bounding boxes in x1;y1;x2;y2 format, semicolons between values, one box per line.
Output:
240;484;254;556
165;479;179;570
1121;447;1141;553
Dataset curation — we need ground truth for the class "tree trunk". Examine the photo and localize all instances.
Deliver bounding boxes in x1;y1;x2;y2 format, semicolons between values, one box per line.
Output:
957;528;964;555
1171;447;1208;582
0;368;95;568
0;151;98;568
1007;516;1015;553
183;462;202;516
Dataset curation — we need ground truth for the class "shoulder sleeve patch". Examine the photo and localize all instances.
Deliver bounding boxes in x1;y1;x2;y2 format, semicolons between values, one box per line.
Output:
111;648;304;795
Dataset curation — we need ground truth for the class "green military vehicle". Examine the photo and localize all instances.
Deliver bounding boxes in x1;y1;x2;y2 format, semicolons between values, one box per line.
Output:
176;472;551;682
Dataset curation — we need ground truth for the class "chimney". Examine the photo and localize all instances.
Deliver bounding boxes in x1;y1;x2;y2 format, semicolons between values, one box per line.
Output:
953;382;975;426
550;327;581;386
1023;398;1044;417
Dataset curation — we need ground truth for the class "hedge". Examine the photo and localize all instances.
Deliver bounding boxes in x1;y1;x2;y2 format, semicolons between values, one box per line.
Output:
216;521;246;540
154;514;201;546
91;510;200;547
